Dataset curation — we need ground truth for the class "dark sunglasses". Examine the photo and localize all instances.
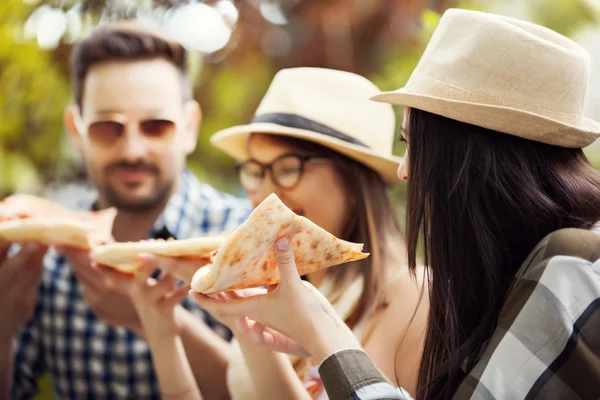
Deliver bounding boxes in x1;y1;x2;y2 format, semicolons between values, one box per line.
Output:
81;119;177;147
235;154;325;191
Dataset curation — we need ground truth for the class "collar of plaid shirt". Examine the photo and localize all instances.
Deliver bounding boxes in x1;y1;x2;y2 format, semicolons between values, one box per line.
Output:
11;169;252;400
87;169;248;240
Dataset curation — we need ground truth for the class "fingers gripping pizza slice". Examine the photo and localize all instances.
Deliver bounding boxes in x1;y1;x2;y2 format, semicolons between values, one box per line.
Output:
191;193;368;294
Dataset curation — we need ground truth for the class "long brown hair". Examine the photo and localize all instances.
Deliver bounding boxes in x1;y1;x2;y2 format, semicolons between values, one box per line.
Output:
404;108;600;399
254;134;404;328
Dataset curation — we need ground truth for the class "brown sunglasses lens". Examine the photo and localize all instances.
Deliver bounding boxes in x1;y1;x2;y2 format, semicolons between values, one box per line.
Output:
88;121;124;146
87;119;176;145
140;119;176;139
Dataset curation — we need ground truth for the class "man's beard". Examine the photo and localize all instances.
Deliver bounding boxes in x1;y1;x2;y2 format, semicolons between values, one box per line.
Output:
92;159;175;213
101;179;174;212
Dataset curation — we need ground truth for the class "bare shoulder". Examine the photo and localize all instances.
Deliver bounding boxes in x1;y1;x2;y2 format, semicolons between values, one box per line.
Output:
362;266;429;391
368;265;429;336
385;265;429;310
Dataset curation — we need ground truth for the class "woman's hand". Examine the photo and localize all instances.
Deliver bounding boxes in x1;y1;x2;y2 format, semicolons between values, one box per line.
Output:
207;288;310;357
210;289;271;336
192;237;362;363
127;257;191;341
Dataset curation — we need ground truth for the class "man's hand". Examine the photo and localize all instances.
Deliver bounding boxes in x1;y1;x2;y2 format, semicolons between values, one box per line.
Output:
0;241;48;340
58;246;144;336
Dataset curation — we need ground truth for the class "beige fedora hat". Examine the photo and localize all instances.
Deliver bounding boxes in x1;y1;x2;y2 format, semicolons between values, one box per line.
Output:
210;67;401;184
372;9;600;148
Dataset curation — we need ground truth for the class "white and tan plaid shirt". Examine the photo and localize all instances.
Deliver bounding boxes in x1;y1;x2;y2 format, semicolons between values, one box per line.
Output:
318;228;600;400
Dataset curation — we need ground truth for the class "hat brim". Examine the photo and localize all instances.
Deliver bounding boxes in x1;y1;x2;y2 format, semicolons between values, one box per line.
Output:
210;122;403;185
371;88;600;149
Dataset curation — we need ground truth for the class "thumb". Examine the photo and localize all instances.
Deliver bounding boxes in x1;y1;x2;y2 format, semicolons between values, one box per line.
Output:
274;237;301;289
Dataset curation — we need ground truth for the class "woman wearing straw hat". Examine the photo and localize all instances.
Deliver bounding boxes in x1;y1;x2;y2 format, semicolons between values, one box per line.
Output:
194;8;600;400
135;67;428;399
211;67;428;399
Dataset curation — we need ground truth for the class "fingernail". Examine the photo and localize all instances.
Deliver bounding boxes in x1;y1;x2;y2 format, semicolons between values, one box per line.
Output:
276;238;290;251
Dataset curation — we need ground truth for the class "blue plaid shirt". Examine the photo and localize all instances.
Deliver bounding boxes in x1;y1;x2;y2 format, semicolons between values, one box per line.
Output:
12;170;252;399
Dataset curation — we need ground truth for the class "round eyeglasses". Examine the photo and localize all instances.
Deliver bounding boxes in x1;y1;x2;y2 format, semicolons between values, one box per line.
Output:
235;154;324;192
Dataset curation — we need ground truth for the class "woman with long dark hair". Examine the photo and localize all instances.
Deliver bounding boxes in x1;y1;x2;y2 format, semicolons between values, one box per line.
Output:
194;8;600;400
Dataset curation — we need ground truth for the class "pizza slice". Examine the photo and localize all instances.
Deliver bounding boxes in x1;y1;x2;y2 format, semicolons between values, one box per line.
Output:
0;194;116;249
92;236;226;274
191;193;369;294
0;194;75;221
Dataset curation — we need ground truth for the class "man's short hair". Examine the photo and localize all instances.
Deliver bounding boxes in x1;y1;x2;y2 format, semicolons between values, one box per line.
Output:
69;20;191;108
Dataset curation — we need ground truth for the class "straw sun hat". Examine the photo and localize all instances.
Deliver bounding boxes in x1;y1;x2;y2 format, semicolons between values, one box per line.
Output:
210;67;402;184
372;8;600;148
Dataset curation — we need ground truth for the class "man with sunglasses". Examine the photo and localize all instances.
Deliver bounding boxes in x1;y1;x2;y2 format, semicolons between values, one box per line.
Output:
0;21;251;399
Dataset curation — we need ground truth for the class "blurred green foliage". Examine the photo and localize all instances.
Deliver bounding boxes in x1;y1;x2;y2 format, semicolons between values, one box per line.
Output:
529;0;597;37
2;0;599;200
187;56;277;194
0;0;72;196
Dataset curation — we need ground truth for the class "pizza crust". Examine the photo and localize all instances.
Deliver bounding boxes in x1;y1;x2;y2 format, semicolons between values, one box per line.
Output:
93;236;226;273
191;193;369;294
0;194;117;248
0;219;95;249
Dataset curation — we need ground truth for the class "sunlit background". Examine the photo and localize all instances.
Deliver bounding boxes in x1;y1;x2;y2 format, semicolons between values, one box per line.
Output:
1;0;599;204
0;0;599;397
0;0;598;200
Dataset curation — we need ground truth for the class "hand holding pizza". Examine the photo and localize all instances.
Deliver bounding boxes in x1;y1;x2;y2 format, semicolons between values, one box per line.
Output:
126;256;192;342
200;288;270;340
192;237;363;363
125;255;207;400
0;240;48;340
129;254;213;337
135;253;213;285
59;246;144;335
